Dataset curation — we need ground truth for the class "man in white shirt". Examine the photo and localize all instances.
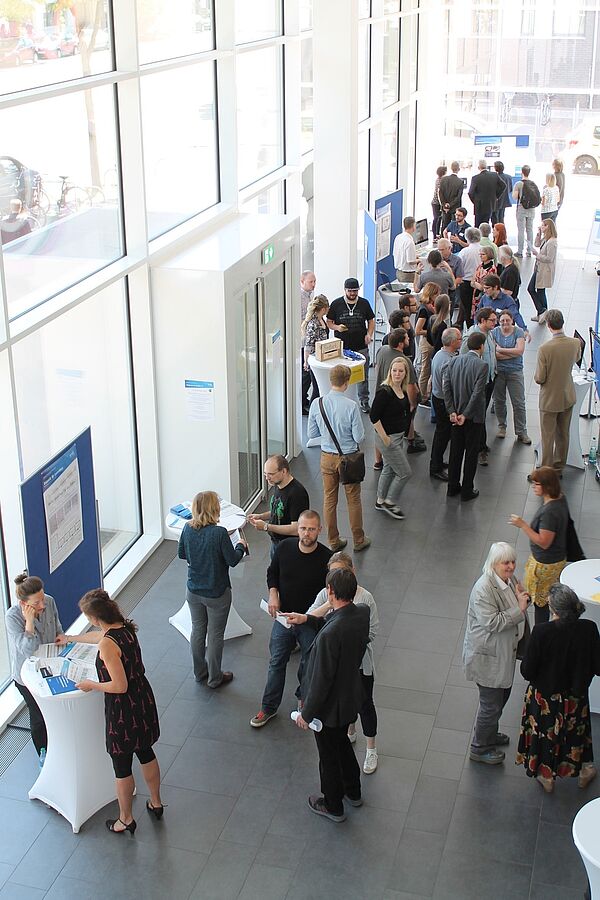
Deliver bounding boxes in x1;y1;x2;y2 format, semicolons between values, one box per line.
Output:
456;227;482;330
392;217;418;285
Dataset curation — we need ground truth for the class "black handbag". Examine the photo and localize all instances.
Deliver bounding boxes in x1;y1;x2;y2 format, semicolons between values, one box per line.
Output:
318;398;365;485
516;616;531;661
566;516;586;562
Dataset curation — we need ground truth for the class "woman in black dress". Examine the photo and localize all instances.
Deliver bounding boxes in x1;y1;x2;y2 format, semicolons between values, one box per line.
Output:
76;589;162;835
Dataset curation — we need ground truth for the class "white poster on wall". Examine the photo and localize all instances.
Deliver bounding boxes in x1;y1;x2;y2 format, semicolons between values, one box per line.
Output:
375;202;392;261
185;379;215;421
42;444;83;574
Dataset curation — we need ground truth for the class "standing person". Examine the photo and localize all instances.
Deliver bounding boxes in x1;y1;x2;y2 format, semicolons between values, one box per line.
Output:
414;282;440;406
516;583;600;794
470;245;497;318
463;543;529;765
552;158;566;216
248;456;309;557
534;308;581;470
426;293;451;356
431;165;447;240
498;246;521;303
392;217;419;285
509;466;570;625
528;219;558;324
373;327;422;469
468;159;505;227
443;331;489;501
250;511;332;728
429;327;462;481
5;574;66;760
326;278;375;414
541;173;560;222
369;357;413;520
478;223;498;264
462;307;498;466
475;274;529;333
76;590;162;834
443;206;470;253
292;567;370;822
492;311;531;444
303;552;380;774
300;295;329;404
300;271;317;414
493;222;508;250
456;227;483;329
178;491;247;688
437;238;464;313
438;161;465;229
491;160;512;226
307;365;371;552
414;249;455;294
513;165;541;258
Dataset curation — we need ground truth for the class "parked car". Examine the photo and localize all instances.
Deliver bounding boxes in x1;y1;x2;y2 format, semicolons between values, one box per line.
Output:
34;27;78;60
0;156;41;214
562;119;600;175
0;36;35;67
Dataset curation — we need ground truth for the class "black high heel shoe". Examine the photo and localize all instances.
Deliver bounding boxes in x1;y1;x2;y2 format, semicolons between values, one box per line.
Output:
146;800;165;820
106;817;137;835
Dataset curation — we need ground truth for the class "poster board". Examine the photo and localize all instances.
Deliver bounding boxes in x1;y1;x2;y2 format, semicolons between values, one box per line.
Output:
20;428;102;630
585;209;600;259
374;189;404;287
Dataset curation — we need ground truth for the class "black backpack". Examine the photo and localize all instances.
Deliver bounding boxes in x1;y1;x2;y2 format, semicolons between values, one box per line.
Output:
520;180;541;209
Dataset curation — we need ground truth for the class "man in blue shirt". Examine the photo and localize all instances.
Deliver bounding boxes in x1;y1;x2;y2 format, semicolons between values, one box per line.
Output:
443;207;471;253
308;364;370;553
475;274;530;336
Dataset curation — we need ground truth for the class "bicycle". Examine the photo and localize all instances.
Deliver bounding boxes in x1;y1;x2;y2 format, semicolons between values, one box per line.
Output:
55;174;105;216
27;174;51;227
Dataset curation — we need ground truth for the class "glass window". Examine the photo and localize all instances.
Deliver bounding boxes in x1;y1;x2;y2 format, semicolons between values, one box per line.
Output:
141;62;219;240
299;0;312;31
235;0;282;44
137;0;214;64
0;536;8;691
236;47;284;188
553;10;585;36
240;182;284;214
383;17;400;107
12;281;141;573
521;10;535;36
1;85;123;321
358;23;370;121
358;130;369;211
301;37;314;154
381;114;398;195
384;0;401;11
0;0;112;96
359;0;371;18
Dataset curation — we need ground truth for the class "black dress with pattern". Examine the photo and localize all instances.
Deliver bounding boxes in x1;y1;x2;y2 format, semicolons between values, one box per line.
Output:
96;626;160;759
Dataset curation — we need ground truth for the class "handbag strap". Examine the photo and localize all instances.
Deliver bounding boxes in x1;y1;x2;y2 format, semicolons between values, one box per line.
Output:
318;398;344;456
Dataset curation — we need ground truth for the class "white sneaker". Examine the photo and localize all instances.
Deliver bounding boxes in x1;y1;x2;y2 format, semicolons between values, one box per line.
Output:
348;730;357;744
363;749;378;774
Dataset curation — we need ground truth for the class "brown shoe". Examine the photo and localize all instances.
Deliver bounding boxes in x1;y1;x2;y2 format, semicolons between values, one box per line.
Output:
537;776;554;794
353;538;371;552
579;765;597;789
211;672;234;689
330;539;348;552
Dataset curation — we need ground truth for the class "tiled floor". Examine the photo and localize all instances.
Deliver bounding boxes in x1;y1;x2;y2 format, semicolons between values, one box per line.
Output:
0;255;598;899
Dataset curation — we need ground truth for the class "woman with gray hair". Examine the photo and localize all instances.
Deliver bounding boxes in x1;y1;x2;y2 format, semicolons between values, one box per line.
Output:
463;542;530;765
516;583;600;793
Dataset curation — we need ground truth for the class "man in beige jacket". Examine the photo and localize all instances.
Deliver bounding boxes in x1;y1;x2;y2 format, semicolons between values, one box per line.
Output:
534;309;581;470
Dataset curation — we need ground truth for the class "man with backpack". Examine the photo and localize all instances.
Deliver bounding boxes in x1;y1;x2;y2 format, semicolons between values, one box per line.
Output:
512;165;541;258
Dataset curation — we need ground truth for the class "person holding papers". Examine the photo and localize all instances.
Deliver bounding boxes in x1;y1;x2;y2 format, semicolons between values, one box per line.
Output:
76;589;162;836
5;573;66;760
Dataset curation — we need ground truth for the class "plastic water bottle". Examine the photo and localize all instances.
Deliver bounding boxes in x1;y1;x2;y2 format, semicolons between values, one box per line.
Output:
290;710;323;732
39;748;46;769
589;436;598;466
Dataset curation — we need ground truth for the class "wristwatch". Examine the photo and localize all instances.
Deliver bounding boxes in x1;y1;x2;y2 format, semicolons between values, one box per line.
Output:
263;522;269;533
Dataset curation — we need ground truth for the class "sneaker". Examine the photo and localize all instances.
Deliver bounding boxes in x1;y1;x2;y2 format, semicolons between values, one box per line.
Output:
385;506;405;520
373;460;383;471
517;433;532;445
478;451;489;466
353;538;371;552
538;310;548;324
375;500;386;512
407;441;427;454
348;729;357;744
530;315;539;322
360;402;371;414
495;733;510;746
330;538;348;552
469;748;505;765
418;399;431;408
344;794;363;807
514;251;523;258
250;710;277;728
308;795;346;823
363;749;378;774
496;425;506;439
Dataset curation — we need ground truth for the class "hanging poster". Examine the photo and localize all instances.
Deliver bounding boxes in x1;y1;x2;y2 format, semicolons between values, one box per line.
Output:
41;444;83;574
185;379;215;421
375;202;392;261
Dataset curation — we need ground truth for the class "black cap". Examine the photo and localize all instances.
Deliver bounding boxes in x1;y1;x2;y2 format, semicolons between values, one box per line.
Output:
344;277;360;289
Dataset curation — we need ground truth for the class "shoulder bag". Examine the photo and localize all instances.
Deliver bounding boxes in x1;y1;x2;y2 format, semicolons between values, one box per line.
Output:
318;398;365;485
566;515;586;562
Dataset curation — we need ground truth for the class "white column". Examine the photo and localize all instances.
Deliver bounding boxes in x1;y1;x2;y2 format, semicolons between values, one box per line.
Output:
313;0;359;296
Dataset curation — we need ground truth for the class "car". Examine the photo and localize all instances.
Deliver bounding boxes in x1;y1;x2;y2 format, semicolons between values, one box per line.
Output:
562;119;600;175
0;36;35;67
0;156;41;214
34;27;78;60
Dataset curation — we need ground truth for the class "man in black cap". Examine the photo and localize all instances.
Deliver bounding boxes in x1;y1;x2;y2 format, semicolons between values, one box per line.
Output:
326;278;375;413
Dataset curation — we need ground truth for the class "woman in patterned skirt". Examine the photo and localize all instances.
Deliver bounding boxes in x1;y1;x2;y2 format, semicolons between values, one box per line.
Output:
76;589;162;835
517;584;600;793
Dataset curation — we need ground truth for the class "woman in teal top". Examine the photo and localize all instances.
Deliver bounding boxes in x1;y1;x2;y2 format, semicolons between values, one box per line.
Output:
491;311;530;444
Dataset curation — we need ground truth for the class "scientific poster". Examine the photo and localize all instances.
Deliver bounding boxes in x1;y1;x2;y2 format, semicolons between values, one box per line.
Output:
376;202;392;261
41;444;83;574
185;379;215;421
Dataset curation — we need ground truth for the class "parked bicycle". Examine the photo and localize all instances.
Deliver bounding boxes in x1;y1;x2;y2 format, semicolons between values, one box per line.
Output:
55;174;105;216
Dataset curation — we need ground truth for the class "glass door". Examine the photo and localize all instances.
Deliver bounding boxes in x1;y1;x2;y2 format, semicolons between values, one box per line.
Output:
233;283;262;507
260;260;287;458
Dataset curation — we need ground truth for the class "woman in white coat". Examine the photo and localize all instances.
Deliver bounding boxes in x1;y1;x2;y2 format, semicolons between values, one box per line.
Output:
463;542;530;765
527;219;558;324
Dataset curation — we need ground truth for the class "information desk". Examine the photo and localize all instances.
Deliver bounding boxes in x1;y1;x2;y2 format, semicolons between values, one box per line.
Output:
561;559;600;713
21;652;115;833
306;355;366;448
165;499;252;642
533;372;596;470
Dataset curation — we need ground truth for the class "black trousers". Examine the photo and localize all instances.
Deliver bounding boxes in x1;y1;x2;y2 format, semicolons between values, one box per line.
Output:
448;419;483;497
314;724;361;815
15;681;47;755
431;202;442;239
535;604;550;626
430;394;452;473
457;281;474;330
301;347;311;411
480;378;495;452
491;208;505;225
474;207;492;227
355;673;377;738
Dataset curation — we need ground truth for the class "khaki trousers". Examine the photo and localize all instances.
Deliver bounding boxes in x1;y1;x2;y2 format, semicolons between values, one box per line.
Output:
539;406;573;469
418;340;434;400
396;270;416;286
320;452;365;547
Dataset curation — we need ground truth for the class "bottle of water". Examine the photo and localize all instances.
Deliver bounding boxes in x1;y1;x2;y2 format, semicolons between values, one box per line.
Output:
39;748;46;769
290;710;323;732
589;436;597;466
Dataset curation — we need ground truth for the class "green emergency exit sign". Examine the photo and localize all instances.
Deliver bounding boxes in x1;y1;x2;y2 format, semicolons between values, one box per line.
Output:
262;244;275;265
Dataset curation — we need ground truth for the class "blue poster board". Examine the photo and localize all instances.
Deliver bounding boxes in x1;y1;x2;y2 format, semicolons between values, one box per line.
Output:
374;189;403;287
20;428;102;629
363;210;376;312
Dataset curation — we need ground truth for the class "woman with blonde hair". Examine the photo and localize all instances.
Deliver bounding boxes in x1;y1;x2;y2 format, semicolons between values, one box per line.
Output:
541;172;560;222
415;282;441;403
552;158;565;215
302;294;330;402
528;218;558;323
369;357;412;519
177;491;247;688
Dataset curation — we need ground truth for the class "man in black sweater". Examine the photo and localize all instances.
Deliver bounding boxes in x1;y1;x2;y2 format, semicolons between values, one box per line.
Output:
250;510;332;728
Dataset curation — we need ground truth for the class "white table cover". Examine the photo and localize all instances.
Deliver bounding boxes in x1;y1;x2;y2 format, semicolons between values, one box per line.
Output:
306;355;365;447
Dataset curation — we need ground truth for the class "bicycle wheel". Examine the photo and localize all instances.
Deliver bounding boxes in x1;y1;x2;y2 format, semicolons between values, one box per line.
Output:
35;189;51;214
63;185;91;213
87;185;105;206
28;209;47;228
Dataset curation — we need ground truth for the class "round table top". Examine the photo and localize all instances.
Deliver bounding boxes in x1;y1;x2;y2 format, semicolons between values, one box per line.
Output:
573;797;600;863
560;559;600;605
165;499;246;537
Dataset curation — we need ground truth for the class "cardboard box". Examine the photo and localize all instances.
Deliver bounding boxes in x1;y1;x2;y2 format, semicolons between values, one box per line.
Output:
315;338;343;361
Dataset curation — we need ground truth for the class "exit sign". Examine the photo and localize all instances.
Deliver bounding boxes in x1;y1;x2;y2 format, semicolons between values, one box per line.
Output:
262;244;275;265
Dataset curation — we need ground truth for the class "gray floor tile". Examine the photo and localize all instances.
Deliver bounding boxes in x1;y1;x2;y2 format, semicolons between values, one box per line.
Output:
188;841;257;900
446;793;540;864
386;613;463;655
155;698;205;747
401;582;470;621
359;754;421;812
0;745;40;802
421;750;464;781
10;818;80;890
434;685;479;732
163;736;260;796
0;867;14;893
374;685;441;716
387;829;445;897
539;774;600;826
532;821;589;890
254;833;306;870
0;884;45;899
458;759;543;810
433;848;531;899
0;798;50;866
238;862;293;900
375;708;435;761
220;784;281;847
376;647;452;693
428;727;470;756
405;775;458;835
529;881;588;899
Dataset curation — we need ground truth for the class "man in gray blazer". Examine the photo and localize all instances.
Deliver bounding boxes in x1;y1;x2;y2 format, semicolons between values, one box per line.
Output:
443;331;489;501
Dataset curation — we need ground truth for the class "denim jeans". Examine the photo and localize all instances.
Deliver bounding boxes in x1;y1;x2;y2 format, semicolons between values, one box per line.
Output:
356;348;370;405
186;587;232;687
516;206;535;254
261;619;316;714
375;432;411;506
494;370;527;436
